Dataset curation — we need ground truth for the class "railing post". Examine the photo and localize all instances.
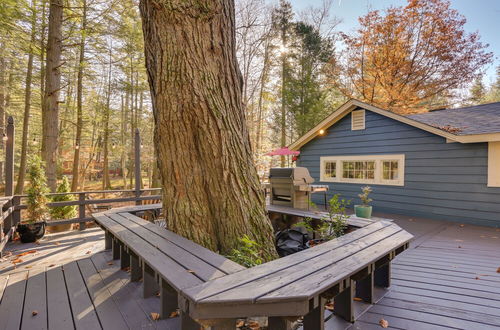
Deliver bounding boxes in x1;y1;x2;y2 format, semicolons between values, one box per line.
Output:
134;128;141;206
5;116;14;197
79;192;86;230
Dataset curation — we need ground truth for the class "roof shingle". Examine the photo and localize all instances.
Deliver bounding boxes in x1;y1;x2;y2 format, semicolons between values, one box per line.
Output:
408;102;500;135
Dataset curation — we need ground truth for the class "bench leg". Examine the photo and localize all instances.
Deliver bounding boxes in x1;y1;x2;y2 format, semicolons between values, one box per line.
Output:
375;263;391;288
130;253;142;282
105;232;112;250
143;263;159;298
334;282;354;323
120;245;130;269
268;317;293;330
180;312;201;330
112;239;120;260
160;278;178;319
303;297;325;330
355;272;374;304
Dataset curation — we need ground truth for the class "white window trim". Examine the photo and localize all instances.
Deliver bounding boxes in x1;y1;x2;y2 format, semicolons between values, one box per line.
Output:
488;142;500;187
320;154;405;186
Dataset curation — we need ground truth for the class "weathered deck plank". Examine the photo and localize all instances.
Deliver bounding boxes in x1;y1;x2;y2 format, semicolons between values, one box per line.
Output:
0;272;27;330
64;261;101;329
46;266;74;330
21;269;47;330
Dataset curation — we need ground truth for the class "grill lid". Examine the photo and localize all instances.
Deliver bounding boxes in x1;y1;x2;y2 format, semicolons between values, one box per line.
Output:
269;167;315;185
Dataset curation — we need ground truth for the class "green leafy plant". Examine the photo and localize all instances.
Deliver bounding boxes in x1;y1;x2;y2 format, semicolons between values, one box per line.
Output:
25;156;49;224
358;186;373;206
227;235;263;268
50;176;77;220
295;194;351;240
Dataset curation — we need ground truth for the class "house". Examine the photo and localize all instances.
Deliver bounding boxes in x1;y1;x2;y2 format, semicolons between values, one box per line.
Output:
290;99;500;227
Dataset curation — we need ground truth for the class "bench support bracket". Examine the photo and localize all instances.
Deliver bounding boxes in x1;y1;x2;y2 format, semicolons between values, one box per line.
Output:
160;278;178;319
268;317;293;330
143;263;159;298
334;280;354;323
303;296;325;330
130;252;142;281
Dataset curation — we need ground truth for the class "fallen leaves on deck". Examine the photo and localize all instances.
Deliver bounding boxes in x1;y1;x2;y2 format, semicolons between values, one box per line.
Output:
325;301;334;311
187;269;195;274
107;261;113;265
16;250;37;257
496;267;500;273
122;266;130;272
48;264;55;268
168;310;179;318
354;297;363;302
247;321;260;329
11;258;23;264
85;251;91;255
150;312;160;321
236;320;245;328
53;242;60;246
32;310;38;316
379;318;389;328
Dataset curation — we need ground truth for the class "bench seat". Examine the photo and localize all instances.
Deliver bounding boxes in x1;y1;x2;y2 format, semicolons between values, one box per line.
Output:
180;220;411;328
94;204;412;330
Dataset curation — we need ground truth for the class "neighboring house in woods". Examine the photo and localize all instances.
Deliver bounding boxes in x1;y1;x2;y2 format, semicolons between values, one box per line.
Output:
290;99;500;227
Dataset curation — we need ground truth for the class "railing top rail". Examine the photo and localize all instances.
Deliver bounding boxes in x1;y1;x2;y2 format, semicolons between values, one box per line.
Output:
14;187;163;198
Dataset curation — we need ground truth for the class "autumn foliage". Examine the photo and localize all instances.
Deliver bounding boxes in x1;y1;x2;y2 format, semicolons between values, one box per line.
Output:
328;0;493;114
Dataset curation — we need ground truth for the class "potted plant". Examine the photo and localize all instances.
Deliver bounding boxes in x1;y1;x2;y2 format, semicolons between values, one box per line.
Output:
50;176;77;232
355;186;373;219
17;156;49;243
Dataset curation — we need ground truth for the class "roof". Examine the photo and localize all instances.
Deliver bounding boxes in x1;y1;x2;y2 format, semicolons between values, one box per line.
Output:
408;102;500;136
289;99;500;150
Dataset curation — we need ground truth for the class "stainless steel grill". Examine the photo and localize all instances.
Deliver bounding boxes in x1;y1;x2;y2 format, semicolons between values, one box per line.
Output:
268;167;329;209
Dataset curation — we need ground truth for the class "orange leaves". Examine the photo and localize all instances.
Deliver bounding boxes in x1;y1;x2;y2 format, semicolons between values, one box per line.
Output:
379;318;389;328
150;312;160;321
16;250;37;257
32;310;38;316
325;301;334;311
496;267;500;273
168;310;179;318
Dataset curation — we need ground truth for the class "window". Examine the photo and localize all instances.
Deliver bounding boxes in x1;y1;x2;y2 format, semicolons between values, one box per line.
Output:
320;154;405;186
351;110;366;130
382;161;399;180
324;161;336;178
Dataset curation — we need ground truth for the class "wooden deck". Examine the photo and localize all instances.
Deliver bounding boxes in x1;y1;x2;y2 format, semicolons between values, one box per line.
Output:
0;215;499;329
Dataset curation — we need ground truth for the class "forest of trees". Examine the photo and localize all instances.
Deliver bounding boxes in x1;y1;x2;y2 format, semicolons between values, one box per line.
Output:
0;0;498;193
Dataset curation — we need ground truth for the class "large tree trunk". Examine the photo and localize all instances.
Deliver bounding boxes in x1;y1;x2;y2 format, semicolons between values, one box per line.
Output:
0;50;5;185
42;0;63;191
15;0;38;194
139;0;277;260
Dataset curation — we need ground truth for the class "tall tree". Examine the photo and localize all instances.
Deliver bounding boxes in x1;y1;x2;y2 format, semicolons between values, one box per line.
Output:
71;0;87;191
41;0;63;191
273;0;294;167
469;77;486;105
16;0;38;194
139;0;277;259
329;0;493;114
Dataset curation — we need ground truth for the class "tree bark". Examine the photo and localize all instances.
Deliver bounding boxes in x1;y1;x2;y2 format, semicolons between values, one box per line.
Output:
41;0;63;191
102;43;112;190
0;49;5;185
15;0;38;194
139;0;277;260
71;0;87;192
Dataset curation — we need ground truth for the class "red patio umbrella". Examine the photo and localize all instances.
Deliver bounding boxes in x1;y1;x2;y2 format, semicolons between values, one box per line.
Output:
265;147;300;156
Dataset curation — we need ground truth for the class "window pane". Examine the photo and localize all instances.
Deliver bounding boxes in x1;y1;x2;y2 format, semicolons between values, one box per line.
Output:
382;160;399;180
325;161;336;178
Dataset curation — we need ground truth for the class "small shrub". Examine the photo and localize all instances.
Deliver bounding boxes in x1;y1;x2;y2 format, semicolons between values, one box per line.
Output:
358;186;373;206
26;156;49;224
50;176;77;220
227;235;263;268
295;194;351;240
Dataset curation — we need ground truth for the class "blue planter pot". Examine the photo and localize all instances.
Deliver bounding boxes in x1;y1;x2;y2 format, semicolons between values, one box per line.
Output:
354;205;372;219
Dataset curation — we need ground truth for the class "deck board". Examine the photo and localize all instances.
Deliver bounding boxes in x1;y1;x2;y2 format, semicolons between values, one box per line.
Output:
21;269;47;330
46;266;74;330
0;272;27;330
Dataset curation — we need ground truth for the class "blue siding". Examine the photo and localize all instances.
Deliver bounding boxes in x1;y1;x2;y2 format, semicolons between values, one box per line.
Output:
297;110;500;228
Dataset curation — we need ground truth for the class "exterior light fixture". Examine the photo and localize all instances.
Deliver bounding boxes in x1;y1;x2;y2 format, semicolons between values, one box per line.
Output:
318;129;325;135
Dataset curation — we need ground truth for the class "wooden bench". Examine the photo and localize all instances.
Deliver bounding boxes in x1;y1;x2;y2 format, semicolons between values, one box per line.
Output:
93;205;246;329
94;204;412;329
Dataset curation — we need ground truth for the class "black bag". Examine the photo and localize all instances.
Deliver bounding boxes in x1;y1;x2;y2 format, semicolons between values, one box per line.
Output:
275;227;310;257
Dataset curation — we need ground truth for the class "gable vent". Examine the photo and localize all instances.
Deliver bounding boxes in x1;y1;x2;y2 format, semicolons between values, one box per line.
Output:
351;110;366;130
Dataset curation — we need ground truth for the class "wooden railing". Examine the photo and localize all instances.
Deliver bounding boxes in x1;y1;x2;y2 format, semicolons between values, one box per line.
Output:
0;189;162;256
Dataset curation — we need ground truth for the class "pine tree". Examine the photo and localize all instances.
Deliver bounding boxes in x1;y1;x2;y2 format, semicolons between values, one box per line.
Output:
50;176;77;220
26;156;49;223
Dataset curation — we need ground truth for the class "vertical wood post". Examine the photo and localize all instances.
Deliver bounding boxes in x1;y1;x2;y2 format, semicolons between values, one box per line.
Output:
134;128;141;205
5;116;14;197
78;193;86;230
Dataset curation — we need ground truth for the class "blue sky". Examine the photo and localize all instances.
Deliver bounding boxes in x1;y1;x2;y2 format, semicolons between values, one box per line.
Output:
289;0;500;85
